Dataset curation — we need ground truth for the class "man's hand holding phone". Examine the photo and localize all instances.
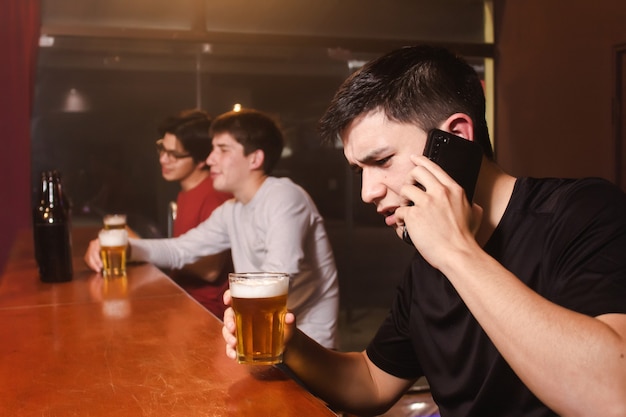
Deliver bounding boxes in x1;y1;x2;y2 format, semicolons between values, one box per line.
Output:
398;154;483;270
399;129;483;265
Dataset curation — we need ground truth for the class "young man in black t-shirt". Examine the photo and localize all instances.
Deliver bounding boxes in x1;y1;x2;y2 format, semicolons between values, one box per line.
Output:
222;45;626;417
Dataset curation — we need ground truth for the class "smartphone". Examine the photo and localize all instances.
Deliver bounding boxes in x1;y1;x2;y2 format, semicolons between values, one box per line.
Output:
403;129;483;246
422;128;483;202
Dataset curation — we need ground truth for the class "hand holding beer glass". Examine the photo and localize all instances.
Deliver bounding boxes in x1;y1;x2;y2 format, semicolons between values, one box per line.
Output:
229;272;290;365
98;228;128;278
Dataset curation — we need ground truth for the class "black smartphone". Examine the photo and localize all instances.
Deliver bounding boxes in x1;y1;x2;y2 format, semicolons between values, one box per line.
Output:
422;128;483;202
402;129;482;245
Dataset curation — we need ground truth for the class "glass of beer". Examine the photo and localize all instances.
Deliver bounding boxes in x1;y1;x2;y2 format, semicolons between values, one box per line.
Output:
98;228;128;279
229;272;290;365
103;214;127;230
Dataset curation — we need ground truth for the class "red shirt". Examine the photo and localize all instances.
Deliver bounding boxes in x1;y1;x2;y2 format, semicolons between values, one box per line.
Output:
173;175;231;237
172;175;233;318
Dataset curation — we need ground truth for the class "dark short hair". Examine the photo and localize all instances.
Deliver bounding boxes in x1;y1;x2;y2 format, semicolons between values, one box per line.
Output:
158;109;213;164
319;45;493;159
210;109;284;174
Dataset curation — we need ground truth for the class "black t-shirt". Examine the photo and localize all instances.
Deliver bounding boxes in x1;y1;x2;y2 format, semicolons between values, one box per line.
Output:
366;177;626;417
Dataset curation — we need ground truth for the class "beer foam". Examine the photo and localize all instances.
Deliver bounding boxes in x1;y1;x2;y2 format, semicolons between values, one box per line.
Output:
98;229;128;247
103;214;126;226
230;276;288;298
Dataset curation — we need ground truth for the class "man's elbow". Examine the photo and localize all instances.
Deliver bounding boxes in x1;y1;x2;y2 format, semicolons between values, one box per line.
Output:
201;269;222;283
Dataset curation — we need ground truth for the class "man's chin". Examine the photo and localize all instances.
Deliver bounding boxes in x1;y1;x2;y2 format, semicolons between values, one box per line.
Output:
214;185;230;194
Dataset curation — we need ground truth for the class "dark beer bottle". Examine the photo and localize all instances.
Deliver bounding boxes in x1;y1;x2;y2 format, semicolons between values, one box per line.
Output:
33;170;73;282
52;170;71;216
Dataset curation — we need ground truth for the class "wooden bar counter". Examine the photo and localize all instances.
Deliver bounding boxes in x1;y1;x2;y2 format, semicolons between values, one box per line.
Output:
0;227;336;416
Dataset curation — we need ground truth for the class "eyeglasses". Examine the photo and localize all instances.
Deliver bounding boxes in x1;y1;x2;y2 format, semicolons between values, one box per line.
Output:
156;139;192;160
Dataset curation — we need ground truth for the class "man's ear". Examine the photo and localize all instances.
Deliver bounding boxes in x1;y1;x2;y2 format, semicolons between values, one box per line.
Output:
440;113;475;141
248;149;265;170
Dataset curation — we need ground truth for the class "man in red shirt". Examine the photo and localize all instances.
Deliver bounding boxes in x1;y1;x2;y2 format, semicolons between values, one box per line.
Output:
156;109;233;317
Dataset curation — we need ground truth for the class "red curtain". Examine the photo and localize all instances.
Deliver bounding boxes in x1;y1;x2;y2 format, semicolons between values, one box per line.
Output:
0;0;40;272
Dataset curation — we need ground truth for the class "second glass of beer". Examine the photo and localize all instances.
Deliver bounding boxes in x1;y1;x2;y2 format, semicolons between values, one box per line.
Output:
103;214;127;230
229;272;290;365
98;228;128;278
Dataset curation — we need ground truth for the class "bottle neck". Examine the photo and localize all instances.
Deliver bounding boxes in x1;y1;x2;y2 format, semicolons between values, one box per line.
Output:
46;174;59;208
37;173;48;206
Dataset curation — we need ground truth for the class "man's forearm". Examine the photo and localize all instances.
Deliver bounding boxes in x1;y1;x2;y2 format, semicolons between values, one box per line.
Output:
283;330;405;416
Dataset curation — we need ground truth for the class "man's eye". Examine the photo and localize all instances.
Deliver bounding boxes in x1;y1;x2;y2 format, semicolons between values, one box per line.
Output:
375;156;392;166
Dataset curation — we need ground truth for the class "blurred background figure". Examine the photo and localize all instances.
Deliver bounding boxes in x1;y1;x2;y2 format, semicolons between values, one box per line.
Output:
85;108;339;347
157;109;233;237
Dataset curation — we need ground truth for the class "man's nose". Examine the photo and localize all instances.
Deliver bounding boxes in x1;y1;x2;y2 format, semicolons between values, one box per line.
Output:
206;151;215;165
360;171;385;204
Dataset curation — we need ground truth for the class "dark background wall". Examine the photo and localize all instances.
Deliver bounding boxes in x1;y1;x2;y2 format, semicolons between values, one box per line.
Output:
494;0;626;185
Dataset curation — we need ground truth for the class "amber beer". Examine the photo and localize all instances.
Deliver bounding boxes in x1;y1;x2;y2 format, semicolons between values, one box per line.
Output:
229;272;289;365
103;214;127;230
98;228;128;278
